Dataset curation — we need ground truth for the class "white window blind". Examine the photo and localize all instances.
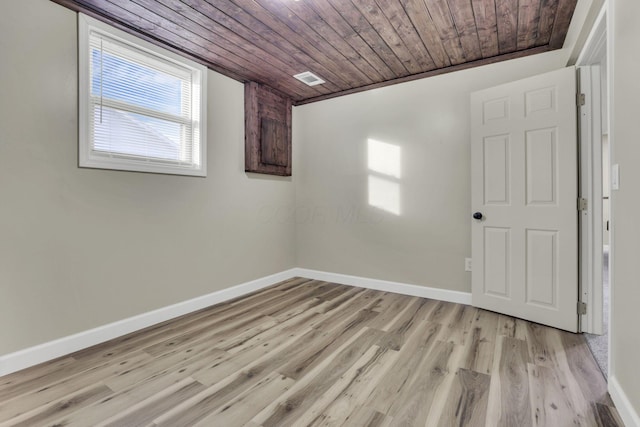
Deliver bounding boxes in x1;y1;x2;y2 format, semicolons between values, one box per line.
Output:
79;14;206;176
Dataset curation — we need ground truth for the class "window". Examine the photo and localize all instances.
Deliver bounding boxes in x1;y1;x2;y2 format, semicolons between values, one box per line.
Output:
78;14;206;176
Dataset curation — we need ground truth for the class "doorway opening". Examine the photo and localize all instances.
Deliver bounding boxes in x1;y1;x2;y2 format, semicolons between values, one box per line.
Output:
577;5;610;377
584;131;610;377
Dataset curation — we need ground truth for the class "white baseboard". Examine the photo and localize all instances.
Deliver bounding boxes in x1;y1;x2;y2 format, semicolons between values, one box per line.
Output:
609;375;640;427
0;269;298;377
292;268;472;305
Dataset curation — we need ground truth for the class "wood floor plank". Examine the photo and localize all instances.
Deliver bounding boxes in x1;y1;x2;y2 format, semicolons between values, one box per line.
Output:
192;303;379;389
316;283;353;302
251;328;384;426
366;292;417;330
191;372;295;427
460;325;496;375
496;314;517;338
0;351;153;421
559;331;613;406
386;340;456;425
486;336;532;427
277;309;379;380
436;368;491;427
528;363;582;426
523;324;600;425
0;383;113;427
150;368;270;426
0;278;623;426
189;330;308;388
104;348;231;392
592;402;625;427
337;407;393;427
376;298;437;350
295;344;398;426
310;289;384;330
142;312;277;357
224;309;321;354
425;300;459;324
97;377;206;427
313;286;368;314
457;303;499;376
0;357;76;394
439;304;478;346
365;320;443;415
47;372;188;427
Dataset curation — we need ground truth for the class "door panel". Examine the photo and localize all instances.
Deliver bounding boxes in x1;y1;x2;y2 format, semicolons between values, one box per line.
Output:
484;227;511;298
471;67;578;332
526;128;557;205
525;229;558;307
483;135;510;205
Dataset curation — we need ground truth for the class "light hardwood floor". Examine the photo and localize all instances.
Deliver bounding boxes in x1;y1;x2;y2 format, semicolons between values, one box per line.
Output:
0;278;624;426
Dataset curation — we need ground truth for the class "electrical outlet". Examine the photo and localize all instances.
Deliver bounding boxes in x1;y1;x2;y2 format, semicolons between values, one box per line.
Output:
465;258;472;272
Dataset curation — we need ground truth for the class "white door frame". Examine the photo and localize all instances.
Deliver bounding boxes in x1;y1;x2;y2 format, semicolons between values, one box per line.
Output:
576;4;608;335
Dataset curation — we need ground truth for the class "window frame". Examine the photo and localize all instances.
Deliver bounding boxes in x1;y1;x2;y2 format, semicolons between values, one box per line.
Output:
78;13;207;177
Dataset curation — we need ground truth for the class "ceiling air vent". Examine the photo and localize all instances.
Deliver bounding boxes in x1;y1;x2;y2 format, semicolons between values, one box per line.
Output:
294;71;325;86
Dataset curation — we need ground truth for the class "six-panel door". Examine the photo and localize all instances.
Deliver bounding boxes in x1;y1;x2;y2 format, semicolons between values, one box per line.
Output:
470;67;578;332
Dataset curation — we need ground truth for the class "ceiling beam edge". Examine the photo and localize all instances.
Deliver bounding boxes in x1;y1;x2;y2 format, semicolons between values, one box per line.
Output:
293;45;554;106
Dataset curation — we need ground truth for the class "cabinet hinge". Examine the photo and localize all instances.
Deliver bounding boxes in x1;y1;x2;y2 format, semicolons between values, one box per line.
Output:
578;198;588;211
578;93;586;106
577;301;587;315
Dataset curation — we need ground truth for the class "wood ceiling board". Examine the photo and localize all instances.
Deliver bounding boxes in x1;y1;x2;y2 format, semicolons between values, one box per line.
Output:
549;0;578;48
305;0;398;80
51;0;579;104
448;0;483;61
184;0;343;95
325;0;410;77
496;0;519;54
149;0;330;97
401;0;451;68
536;0;560;46
241;0;373;88
423;0;467;65
517;0;543;49
351;0;427;74
472;0;500;58
127;0;324;99
279;1;387;82
372;0;437;71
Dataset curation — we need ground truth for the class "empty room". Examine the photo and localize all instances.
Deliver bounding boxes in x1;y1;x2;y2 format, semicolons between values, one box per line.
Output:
0;0;639;425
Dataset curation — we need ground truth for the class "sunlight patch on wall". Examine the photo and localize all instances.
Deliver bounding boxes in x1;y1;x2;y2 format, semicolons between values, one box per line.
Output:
368;176;401;215
367;139;401;215
368;139;401;178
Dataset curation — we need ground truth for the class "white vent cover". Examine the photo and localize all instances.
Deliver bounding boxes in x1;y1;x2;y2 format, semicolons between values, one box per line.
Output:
294;71;325;86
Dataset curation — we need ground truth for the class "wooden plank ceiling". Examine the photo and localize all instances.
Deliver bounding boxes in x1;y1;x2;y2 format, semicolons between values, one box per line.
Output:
52;0;578;105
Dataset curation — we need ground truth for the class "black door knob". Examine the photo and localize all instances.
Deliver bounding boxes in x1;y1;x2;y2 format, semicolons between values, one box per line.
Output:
473;212;483;220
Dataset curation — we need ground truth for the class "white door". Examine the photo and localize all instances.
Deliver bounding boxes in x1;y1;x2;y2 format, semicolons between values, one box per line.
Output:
471;67;578;332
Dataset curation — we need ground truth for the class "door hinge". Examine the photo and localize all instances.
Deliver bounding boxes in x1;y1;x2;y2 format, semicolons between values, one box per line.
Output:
577;301;587;315
577;93;586;106
578;197;588;211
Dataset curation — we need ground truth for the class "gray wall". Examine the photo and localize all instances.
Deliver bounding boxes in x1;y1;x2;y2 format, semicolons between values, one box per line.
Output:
610;0;640;416
0;0;296;355
293;51;571;292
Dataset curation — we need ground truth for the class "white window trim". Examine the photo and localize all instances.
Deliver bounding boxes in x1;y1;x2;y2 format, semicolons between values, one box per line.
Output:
78;13;207;177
